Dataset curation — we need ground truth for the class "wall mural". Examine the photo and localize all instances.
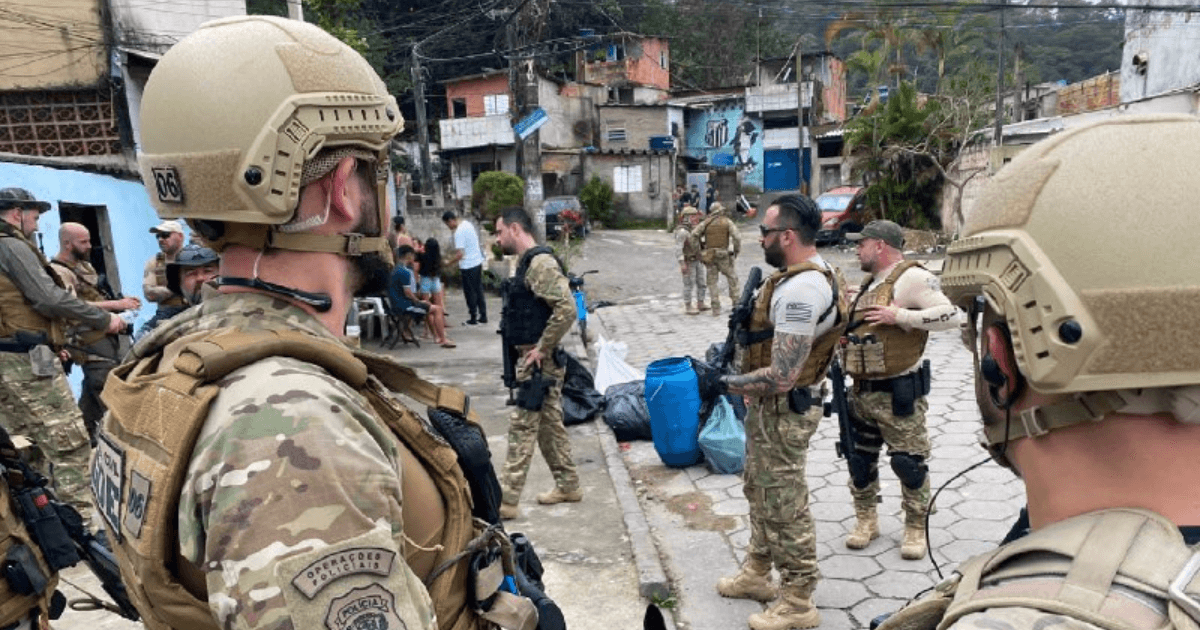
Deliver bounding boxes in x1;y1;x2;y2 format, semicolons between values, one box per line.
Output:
685;104;764;190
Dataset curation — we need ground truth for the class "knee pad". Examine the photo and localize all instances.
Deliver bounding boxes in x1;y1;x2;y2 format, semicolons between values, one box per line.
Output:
889;452;928;490
848;452;878;490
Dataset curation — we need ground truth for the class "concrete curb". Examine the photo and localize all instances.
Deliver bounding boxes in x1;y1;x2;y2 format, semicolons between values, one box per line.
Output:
599;426;671;601
589;309;673;604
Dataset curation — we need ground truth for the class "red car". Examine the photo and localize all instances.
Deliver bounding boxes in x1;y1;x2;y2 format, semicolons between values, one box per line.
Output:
814;186;869;245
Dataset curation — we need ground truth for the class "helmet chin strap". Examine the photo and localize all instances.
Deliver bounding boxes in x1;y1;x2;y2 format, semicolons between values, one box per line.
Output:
216;248;333;312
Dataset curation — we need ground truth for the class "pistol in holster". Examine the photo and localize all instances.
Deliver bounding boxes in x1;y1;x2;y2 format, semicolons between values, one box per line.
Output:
889;359;933;417
516;369;555;411
787;387;815;414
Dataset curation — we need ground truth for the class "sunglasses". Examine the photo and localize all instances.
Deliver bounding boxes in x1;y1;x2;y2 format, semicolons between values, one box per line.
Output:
155;233;172;240
759;225;791;237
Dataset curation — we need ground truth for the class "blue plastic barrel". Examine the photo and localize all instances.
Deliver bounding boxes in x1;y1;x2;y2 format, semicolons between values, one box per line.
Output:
644;357;703;467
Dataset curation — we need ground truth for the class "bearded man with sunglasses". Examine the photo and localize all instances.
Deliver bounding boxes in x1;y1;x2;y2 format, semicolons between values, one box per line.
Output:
713;194;846;630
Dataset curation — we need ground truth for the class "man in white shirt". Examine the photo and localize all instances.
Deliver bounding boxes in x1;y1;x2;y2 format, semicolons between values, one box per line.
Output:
442;210;487;325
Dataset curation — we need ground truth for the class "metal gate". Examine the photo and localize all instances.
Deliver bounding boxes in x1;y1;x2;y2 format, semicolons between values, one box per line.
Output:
764;149;799;192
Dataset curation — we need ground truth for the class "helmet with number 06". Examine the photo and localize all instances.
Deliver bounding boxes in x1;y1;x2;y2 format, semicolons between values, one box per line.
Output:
137;16;403;257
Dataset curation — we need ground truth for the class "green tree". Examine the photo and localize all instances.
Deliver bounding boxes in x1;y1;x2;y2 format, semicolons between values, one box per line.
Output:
579;176;614;226
472;171;525;222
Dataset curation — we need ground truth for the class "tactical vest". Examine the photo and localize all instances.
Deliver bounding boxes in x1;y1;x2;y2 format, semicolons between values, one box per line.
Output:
502;246;565;347
152;253;186;308
0;477;58;627
679;227;701;261
702;217;731;250
49;260;108;347
0;224;64;345
740;262;847;387
843;260;929;379
99;327;509;630
878;508;1200;630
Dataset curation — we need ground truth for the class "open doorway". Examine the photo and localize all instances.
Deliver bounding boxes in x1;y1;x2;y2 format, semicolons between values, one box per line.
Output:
57;202;122;296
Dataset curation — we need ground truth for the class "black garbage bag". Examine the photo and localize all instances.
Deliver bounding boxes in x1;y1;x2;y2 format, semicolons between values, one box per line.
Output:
602;381;653;441
696;345;748;424
560;351;604;425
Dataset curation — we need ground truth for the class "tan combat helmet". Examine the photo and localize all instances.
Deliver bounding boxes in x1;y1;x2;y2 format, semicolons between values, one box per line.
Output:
942;115;1200;446
137;16;403;259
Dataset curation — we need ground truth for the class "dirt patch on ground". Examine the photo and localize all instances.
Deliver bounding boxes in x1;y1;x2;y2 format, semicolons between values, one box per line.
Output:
664;491;738;532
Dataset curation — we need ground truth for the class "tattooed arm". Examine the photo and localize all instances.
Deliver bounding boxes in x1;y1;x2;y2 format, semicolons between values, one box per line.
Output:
724;330;815;397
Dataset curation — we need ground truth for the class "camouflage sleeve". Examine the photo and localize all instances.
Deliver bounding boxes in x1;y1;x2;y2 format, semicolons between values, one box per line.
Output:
728;218;741;255
143;256;173;303
179;356;435;630
674;228;688;262
526;254;575;356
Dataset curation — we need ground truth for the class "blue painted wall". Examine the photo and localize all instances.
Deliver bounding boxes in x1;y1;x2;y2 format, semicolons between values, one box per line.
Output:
684;103;764;190
0;162;172;333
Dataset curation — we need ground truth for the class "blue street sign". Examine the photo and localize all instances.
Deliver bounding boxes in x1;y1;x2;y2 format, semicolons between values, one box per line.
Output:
514;107;549;140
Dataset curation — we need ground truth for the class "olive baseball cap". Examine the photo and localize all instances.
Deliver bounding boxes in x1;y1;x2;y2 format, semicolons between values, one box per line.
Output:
846;219;904;250
0;188;51;213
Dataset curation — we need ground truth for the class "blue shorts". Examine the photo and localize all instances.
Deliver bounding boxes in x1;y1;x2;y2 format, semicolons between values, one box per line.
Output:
419;276;442;294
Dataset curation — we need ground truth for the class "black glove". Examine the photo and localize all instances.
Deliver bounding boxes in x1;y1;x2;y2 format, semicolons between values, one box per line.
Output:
690;358;728;403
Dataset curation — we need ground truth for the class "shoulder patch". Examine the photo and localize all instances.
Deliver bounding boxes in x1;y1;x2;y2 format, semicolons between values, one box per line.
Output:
325;584;406;630
292;547;398;599
91;433;125;542
151;166;185;204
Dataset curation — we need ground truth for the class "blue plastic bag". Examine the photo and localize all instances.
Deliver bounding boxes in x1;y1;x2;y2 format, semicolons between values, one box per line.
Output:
698;396;746;474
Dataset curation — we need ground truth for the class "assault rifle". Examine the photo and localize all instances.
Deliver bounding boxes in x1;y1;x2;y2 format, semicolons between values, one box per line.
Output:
0;425;139;621
826;295;873;490
498;278;519;406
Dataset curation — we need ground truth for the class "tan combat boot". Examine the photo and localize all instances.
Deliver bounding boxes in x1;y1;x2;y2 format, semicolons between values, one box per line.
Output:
901;525;927;560
685;301;698;315
536;487;583;505
697;303;710;312
499;503;520;520
748;584;821;630
711;302;721;317
844;505;879;550
716;555;776;602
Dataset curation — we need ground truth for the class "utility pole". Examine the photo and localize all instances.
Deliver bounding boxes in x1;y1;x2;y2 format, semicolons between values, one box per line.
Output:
796;52;810;195
286;0;303;21
508;0;549;242
411;47;435;198
993;0;1006;145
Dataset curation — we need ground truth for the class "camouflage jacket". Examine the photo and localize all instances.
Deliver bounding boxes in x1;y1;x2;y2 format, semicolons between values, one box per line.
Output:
122;292;435;630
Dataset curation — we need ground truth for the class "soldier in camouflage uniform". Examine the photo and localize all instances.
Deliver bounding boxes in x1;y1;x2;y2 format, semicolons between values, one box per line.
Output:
691;201;741;315
879;115;1200;630
840;220;960;560
0;190;125;512
49;222;140;441
674;205;707;315
711;195;845;630
89;17;528;630
495;206;581;520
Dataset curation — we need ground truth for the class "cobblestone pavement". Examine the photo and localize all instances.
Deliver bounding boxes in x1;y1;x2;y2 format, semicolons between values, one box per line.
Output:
594;284;1026;630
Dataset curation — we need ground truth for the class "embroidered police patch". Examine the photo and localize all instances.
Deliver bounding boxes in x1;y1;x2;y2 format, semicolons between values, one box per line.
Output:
91;433;124;542
123;470;151;539
325;584;405;630
292;547;397;599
